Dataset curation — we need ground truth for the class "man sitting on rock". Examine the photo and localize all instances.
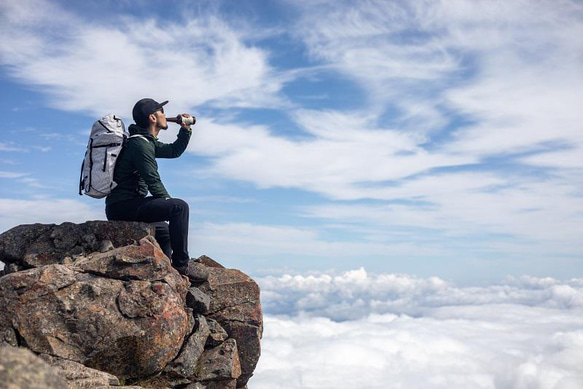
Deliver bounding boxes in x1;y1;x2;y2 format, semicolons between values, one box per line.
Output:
105;98;200;280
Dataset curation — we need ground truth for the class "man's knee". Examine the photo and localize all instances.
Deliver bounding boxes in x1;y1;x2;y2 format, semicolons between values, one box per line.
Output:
170;198;189;214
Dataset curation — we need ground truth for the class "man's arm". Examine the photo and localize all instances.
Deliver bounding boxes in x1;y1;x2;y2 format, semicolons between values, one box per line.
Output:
155;127;192;159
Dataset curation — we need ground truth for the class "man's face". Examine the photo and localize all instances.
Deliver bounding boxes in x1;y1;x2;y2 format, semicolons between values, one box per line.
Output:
152;108;168;130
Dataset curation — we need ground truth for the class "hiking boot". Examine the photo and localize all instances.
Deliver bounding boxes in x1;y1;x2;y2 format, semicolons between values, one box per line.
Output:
175;261;209;283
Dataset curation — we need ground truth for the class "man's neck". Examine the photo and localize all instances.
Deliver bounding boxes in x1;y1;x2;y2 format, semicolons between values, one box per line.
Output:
147;125;160;139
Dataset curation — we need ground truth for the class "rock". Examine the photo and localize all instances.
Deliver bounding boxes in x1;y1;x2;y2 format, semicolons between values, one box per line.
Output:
0;221;153;268
0;223;263;388
194;339;241;381
165;314;210;378
4;263;25;275
183;260;210;283
76;236;174;282
0;261;189;379
196;255;225;269
186;286;211;313
206;318;228;347
198;264;262;387
98;239;114;252
0;346;68;389
40;354;121;387
186;380;237;389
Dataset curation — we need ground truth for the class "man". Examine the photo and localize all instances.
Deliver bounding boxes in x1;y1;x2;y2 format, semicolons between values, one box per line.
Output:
105;98;197;278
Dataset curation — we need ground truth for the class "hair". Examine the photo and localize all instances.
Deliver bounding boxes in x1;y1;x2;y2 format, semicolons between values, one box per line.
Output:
135;115;150;128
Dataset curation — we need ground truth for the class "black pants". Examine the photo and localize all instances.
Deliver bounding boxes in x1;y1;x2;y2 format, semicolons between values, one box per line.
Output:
106;197;190;267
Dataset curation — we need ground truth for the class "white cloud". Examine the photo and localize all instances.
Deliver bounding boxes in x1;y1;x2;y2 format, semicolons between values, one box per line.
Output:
302;171;583;245
188;115;472;199
0;0;285;117
252;269;583;388
1;0;581;280
257;269;583;319
0;142;27;152
0;198;104;234
191;221;450;265
187;113;582;258
520;147;583;169
0;171;28;179
180;0;582;258
288;0;583;161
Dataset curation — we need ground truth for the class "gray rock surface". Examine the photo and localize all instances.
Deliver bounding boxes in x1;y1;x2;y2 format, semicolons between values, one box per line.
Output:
206;318;229;347
199;267;263;387
186;286;211;313
165;314;210;379
0;221;153;268
186;379;237;389
40;354;121;387
195;339;241;381
0;346;68;389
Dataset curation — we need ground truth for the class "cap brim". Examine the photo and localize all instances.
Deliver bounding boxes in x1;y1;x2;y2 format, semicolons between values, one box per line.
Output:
158;100;169;109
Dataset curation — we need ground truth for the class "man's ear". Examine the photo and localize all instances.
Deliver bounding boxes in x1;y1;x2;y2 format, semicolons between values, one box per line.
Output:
149;113;157;124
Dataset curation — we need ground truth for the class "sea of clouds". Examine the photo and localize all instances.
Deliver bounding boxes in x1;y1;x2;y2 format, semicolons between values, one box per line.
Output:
252;269;583;389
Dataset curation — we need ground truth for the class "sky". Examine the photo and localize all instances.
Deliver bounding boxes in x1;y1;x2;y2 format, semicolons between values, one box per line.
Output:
2;0;582;283
1;1;583;387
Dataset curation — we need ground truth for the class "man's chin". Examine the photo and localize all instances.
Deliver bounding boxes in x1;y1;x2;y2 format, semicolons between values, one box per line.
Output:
160;124;169;130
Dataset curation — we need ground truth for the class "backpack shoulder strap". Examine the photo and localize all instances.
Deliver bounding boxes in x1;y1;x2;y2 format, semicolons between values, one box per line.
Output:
129;134;149;142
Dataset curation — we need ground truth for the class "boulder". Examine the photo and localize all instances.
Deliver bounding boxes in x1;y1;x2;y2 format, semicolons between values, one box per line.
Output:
40;354;121;387
198;265;262;387
0;221;153;268
194;338;241;381
0;237;189;379
0;346;68;389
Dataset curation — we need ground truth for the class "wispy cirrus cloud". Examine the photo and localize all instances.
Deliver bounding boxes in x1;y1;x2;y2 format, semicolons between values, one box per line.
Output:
0;0;286;117
0;142;27;152
0;198;103;233
0;0;581;280
184;0;582;267
188;114;472;197
0;171;28;179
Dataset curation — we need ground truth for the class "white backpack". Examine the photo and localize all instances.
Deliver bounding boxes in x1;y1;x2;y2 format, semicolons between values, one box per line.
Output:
78;114;128;198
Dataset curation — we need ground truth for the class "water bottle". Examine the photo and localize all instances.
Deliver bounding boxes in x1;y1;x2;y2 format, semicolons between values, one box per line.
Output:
166;115;196;126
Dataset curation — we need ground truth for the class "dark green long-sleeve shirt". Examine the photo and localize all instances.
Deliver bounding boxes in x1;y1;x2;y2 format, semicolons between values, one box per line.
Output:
105;124;191;206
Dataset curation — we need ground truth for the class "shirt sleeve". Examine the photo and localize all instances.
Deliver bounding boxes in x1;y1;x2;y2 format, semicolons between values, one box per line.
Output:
154;127;192;159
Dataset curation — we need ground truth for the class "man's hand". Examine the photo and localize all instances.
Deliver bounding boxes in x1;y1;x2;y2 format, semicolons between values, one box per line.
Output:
180;113;195;130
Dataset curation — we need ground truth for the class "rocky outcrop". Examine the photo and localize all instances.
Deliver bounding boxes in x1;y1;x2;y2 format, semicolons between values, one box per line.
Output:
0;221;262;388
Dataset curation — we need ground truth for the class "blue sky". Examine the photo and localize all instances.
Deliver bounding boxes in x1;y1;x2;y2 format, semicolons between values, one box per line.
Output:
1;0;582;283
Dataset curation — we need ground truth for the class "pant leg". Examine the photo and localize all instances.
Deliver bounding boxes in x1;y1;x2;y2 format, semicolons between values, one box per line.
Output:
106;198;142;221
135;197;190;267
106;197;185;264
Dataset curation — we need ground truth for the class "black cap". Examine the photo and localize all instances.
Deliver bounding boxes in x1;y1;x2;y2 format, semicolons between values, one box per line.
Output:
132;98;168;127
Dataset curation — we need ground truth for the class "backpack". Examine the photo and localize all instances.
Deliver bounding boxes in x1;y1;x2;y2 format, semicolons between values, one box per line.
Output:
78;114;128;198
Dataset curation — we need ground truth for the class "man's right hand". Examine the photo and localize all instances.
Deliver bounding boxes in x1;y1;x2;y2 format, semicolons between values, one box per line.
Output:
180;113;195;129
